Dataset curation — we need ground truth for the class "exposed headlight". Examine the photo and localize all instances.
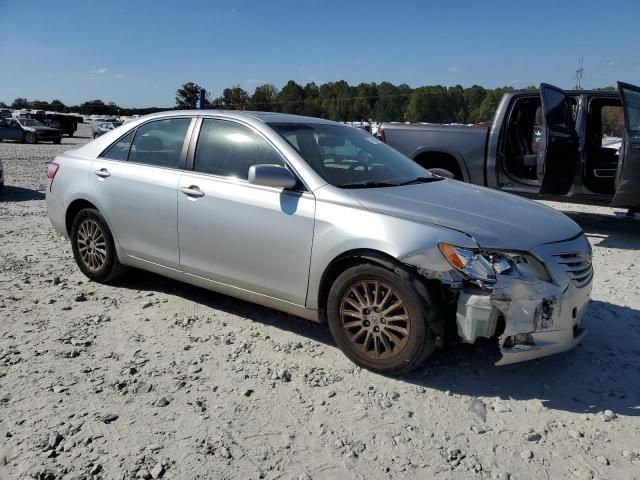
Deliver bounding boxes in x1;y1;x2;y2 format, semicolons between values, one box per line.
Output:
24;127;36;132
438;243;496;287
438;243;551;288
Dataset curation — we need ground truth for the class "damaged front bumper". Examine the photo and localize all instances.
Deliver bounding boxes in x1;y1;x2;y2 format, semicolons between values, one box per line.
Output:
457;275;590;365
450;235;593;365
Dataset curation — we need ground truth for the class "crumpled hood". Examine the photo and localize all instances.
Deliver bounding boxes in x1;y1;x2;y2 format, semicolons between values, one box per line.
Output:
347;179;582;251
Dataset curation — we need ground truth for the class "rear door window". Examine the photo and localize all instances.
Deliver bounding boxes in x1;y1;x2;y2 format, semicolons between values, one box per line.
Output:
128;118;191;168
193;119;284;179
102;131;134;161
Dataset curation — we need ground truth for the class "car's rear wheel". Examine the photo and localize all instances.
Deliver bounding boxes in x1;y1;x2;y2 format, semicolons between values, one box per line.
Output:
25;132;37;144
71;208;127;283
327;264;437;375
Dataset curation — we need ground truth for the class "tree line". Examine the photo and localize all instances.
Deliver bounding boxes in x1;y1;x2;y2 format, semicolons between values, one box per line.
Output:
0;98;165;117
2;81;622;130
175;80;522;124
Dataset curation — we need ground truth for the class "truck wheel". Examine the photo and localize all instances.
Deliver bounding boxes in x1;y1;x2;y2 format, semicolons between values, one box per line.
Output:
327;264;437;375
71;208;128;283
25;132;37;144
429;168;457;179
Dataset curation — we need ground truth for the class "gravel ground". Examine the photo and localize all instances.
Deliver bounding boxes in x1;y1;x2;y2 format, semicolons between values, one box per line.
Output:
1;123;639;480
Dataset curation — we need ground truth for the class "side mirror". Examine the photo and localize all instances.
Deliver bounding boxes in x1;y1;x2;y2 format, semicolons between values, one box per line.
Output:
248;164;297;189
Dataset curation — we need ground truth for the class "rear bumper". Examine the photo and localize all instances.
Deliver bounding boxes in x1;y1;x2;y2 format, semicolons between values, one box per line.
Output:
46;190;67;237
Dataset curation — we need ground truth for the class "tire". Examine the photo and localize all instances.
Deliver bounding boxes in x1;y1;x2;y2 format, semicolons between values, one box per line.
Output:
327;263;437;375
53;138;61;144
70;208;128;283
428;168;457;179
25;132;37;144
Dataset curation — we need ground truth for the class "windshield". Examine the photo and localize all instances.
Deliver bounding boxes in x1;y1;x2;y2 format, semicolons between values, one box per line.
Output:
19;119;45;127
268;123;435;188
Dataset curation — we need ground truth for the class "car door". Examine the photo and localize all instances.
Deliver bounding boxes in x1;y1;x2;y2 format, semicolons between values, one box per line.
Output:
0;118;10;139
0;118;24;141
89;117;195;269
178;117;316;306
537;83;580;194
612;81;640;208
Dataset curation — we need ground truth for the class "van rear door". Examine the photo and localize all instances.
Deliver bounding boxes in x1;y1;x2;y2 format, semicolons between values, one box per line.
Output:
537;83;580;195
612;81;640;208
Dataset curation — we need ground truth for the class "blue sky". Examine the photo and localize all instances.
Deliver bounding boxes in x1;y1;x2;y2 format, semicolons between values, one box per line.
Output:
1;0;638;107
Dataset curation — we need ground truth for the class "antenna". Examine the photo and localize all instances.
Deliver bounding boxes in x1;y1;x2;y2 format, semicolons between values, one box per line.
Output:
575;57;584;90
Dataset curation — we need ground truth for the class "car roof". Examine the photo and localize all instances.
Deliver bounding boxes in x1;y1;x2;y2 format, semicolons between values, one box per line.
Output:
137;110;339;125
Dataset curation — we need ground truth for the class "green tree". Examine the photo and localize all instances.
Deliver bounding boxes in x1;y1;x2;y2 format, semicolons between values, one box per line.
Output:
302;82;321;117
464;85;487;123
11;97;29;109
49;99;66;112
275;80;306;114
249;84;278;111
221;85;249;110
175;82;204;109
372;82;405;121
29;100;50;111
352;83;378;121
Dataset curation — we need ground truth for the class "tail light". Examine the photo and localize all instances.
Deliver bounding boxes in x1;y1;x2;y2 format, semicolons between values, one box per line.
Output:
47;162;60;179
378;129;386;143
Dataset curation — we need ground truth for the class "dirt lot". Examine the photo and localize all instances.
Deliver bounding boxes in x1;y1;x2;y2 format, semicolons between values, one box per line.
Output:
1;123;639;480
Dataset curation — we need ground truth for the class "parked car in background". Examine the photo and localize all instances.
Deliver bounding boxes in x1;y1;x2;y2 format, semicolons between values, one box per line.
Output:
0;109;12;118
0;117;62;144
44;112;80;137
378;81;640;211
46;111;592;374
92;120;123;138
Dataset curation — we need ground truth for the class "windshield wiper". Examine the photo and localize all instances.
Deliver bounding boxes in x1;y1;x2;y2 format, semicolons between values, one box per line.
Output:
340;181;400;189
399;176;443;186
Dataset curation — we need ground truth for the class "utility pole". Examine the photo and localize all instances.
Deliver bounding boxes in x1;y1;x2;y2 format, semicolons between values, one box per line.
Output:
575;57;584;90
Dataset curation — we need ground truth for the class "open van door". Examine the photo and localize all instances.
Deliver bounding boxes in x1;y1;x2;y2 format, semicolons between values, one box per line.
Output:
612;81;640;208
537;83;580;194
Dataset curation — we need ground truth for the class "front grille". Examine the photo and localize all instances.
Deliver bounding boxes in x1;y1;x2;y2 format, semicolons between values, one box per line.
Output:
551;251;593;288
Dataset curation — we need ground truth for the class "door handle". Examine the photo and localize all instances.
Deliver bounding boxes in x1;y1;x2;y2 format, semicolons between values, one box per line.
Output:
180;186;205;198
94;168;111;178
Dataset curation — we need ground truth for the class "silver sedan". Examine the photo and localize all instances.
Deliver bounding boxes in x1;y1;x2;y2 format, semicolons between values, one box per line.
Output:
46;111;592;374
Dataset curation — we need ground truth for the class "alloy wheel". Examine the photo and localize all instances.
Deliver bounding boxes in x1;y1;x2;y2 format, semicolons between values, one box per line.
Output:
340;280;411;360
76;219;107;272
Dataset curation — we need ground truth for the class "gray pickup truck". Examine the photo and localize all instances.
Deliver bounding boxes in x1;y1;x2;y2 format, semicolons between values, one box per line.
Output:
379;82;640;210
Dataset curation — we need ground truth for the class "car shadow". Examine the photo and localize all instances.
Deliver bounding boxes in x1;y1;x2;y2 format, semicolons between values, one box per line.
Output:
399;298;640;416
117;269;335;345
562;210;640;250
0;185;46;202
117;270;640;417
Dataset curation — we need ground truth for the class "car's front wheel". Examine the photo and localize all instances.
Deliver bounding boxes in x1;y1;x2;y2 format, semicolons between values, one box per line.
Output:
327;263;437;375
428;168;457;179
25;132;37;144
71;208;128;283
